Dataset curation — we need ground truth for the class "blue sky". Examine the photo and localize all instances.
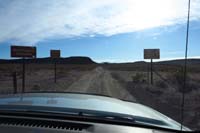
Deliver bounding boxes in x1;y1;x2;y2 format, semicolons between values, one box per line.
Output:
0;0;200;62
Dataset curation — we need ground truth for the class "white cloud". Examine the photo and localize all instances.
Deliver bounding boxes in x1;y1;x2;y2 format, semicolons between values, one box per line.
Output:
0;0;200;44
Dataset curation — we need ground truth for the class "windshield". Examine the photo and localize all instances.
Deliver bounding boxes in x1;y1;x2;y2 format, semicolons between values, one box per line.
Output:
0;0;199;132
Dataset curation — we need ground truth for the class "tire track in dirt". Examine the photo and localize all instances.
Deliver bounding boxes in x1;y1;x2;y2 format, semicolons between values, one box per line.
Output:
67;67;136;102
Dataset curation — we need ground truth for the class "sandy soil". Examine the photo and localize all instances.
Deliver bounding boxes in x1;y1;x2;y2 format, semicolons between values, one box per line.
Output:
109;69;200;130
0;63;199;130
66;67;136;102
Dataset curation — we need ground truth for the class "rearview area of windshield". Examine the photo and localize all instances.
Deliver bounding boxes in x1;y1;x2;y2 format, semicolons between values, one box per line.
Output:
0;0;200;132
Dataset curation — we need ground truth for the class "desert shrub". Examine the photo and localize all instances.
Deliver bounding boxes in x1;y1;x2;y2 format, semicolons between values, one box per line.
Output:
173;69;184;84
185;81;199;92
172;68;185;86
0;89;13;94
173;68;193;93
132;73;146;83
155;80;167;89
31;84;40;91
146;85;163;95
111;72;126;84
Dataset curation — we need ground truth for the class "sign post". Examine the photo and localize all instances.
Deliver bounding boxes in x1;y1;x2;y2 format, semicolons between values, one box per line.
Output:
11;45;36;93
22;58;25;92
147;61;150;84
150;58;153;84
50;50;60;83
144;49;160;85
13;72;17;94
55;62;57;83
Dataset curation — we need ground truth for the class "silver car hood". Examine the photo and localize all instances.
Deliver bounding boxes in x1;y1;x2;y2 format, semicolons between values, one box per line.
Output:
0;93;189;131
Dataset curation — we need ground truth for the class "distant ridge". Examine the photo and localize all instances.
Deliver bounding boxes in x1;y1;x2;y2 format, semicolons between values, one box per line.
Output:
0;58;200;65
111;59;200;65
0;56;96;64
156;59;200;65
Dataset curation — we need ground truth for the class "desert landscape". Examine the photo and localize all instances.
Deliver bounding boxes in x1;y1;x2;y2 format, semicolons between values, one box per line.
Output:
0;57;200;130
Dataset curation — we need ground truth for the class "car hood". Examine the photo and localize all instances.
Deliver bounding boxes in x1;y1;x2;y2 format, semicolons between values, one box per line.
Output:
0;93;189;131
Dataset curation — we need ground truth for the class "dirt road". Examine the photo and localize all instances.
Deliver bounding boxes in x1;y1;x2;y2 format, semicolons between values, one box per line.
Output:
67;67;136;102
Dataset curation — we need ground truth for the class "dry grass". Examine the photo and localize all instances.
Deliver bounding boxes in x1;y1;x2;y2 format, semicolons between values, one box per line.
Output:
0;64;97;93
110;69;200;130
1;62;200;129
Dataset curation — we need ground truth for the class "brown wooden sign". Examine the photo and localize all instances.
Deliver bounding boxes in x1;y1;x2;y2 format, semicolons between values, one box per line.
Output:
144;49;160;59
11;46;36;58
50;50;60;58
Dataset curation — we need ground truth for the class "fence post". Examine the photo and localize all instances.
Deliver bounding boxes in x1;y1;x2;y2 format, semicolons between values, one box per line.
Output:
13;72;17;94
150;59;153;85
54;61;57;83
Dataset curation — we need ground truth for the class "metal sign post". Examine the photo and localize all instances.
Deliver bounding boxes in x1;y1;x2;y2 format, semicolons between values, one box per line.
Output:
13;72;17;94
11;45;36;93
22;57;25;92
50;50;60;83
147;62;149;84
150;59;153;85
54;62;57;83
144;49;160;85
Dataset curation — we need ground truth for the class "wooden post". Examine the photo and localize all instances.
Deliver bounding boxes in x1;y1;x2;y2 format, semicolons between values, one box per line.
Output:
22;58;25;93
150;59;153;85
147;62;150;84
54;61;57;83
13;72;17;94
